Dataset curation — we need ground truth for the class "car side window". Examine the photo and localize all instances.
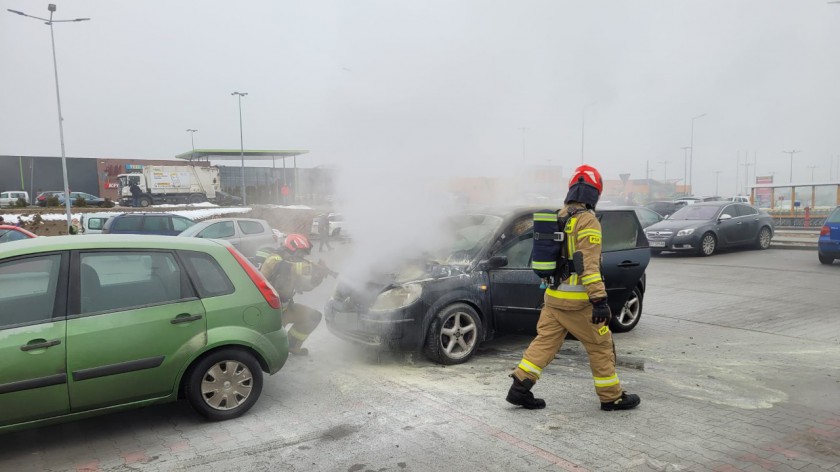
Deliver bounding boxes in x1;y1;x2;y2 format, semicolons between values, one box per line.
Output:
598;212;639;252
88;218;107;230
721;205;738;218
497;236;533;268
179;251;235;298
199;221;235;238
739;205;757;216
0;254;62;328
112;216;142;231
635;209;661;228
0;230;29;243
238;220;265;235
172;216;195;232
142;216;171;232
78;251;187;315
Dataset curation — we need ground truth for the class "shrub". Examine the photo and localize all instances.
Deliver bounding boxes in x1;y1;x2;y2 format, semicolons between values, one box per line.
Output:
14;197;28;208
102;197;115;208
74;195;88;207
45;195;60;207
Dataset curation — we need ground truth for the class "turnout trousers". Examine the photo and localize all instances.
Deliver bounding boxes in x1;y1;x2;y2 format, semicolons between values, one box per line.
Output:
513;296;623;403
282;301;322;351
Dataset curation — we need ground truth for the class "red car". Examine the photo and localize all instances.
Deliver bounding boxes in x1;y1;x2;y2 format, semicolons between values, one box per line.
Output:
0;225;37;244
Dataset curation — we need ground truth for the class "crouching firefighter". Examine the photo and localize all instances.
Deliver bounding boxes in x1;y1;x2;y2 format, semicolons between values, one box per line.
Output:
257;234;333;356
506;164;641;411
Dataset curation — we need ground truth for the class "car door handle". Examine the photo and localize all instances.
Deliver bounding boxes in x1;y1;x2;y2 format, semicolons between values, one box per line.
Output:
617;261;640;268
21;338;62;351
171;314;203;324
736;222;743;225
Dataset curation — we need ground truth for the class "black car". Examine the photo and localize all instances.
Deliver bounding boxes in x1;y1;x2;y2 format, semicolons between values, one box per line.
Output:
101;212;196;236
644;202;774;256
325;207;650;365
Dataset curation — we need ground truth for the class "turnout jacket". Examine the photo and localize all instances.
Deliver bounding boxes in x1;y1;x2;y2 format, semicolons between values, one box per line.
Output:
544;203;607;310
259;254;324;303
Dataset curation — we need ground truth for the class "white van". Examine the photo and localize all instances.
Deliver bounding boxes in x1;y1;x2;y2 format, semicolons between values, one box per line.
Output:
0;191;29;207
80;213;112;234
729;195;750;204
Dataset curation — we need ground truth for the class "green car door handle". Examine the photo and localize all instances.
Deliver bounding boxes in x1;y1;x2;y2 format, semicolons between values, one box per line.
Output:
171;313;204;324
20;339;61;352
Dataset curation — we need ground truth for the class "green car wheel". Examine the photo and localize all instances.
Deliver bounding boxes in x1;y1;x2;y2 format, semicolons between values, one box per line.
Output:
186;348;264;421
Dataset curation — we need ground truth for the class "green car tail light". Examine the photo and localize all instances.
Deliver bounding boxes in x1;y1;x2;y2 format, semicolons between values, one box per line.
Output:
227;246;282;309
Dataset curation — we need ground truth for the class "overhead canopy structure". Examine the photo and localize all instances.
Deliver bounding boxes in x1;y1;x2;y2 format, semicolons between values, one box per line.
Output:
175;149;308;163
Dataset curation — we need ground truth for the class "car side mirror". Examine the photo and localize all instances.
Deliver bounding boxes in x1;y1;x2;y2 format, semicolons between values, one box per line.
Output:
719;214;732;221
480;255;508;270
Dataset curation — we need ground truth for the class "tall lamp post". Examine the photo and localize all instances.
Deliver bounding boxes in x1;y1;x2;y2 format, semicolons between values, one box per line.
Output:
680;146;691;196
7;4;89;232
783;149;800;183
688;113;706;195
231;92;248;205
713;171;722;197
658;160;670;181
186;129;198;160
581;101;597;164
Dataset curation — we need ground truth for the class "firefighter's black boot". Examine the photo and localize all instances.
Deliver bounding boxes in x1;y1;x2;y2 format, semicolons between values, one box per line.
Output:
600;392;640;411
506;376;546;409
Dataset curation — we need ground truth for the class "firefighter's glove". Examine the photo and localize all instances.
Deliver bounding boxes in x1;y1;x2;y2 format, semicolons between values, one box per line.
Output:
590;298;611;325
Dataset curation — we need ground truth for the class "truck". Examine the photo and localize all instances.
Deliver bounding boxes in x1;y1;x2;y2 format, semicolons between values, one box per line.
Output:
117;165;234;207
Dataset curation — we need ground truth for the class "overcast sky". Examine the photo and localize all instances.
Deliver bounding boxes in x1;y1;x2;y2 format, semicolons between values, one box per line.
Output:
2;0;839;196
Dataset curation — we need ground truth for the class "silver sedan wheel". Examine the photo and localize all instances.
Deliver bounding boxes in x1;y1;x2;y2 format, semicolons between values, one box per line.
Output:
440;311;478;360
201;361;254;411
758;228;771;249
616;293;640;328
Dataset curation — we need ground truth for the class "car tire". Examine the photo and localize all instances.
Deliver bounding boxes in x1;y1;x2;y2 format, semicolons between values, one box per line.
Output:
697;233;716;256
755;227;772;250
185;348;264;421
423;303;482;365
609;287;643;333
139;196;152;208
331;227;341;237
819;253;834;265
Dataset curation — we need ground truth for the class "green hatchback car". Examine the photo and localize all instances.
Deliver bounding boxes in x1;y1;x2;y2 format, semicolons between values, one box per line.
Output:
0;235;288;433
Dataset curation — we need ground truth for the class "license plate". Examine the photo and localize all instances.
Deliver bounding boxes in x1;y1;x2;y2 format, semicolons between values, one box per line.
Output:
649;241;666;247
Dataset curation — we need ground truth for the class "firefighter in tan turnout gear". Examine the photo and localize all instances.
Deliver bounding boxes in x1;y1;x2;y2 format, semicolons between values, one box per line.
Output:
506;164;641;411
258;234;333;356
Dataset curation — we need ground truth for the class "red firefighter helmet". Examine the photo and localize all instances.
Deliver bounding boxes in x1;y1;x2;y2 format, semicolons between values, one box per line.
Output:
283;233;312;254
568;164;603;194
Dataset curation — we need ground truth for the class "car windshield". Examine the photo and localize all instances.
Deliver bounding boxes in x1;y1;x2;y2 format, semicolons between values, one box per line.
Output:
426;214;503;265
668;205;720;221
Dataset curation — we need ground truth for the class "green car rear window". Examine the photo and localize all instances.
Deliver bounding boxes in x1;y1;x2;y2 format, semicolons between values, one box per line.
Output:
180;251;235;298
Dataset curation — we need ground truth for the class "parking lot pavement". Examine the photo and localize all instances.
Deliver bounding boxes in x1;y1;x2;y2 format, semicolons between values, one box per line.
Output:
1;245;839;472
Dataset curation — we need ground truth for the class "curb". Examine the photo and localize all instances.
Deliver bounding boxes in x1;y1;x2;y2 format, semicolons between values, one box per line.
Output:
769;243;817;251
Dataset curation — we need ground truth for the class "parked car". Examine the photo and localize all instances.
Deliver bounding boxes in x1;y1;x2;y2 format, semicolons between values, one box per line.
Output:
629;206;664;229
644;201;687;218
0;225;36;244
325;206;650;365
63;192;106;207
36;191;65;207
818;206;840;265
728;195;751;204
178;218;278;258
101;212;195;236
79;213;112;234
311;212;345;238
0;191;30;207
0;234;288;433
644;202;774;256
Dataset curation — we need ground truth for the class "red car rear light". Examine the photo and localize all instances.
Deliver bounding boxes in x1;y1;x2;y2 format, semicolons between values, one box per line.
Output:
821;225;830;237
227;246;282;310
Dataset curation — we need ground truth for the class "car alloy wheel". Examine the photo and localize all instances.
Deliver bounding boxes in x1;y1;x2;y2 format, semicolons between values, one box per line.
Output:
756;227;772;250
610;287;643;333
698;233;716;256
186;348;263;420
424;303;482;365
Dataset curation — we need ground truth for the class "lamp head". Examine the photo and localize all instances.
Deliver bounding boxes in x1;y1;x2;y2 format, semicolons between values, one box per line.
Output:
48;4;56;12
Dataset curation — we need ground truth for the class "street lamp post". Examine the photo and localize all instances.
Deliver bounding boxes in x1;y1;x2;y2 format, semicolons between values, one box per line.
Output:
783;149;800;183
713;171;722;196
680;146;691;196
808;165;817;182
186;129;198;160
7;4;89;232
231;92;248;205
581;101;597;164
658;160;670;181
689;113;707;195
